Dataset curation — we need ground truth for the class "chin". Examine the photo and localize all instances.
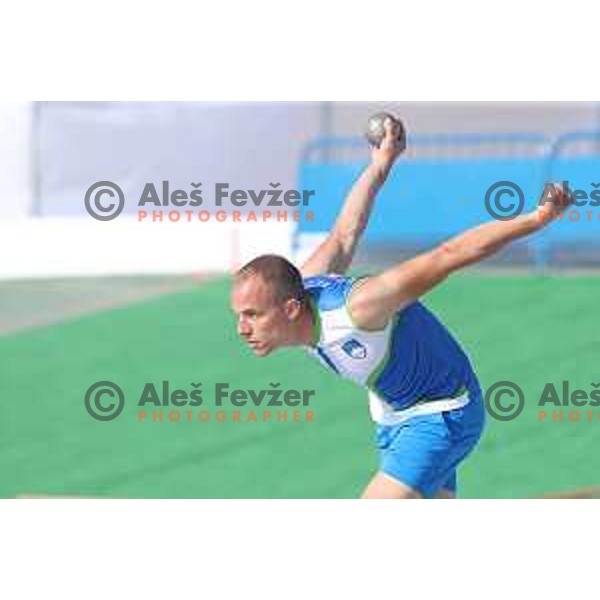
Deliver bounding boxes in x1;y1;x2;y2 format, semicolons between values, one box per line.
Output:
253;345;273;357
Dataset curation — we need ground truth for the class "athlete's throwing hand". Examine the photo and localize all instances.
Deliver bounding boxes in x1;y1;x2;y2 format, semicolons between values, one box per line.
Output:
371;117;406;169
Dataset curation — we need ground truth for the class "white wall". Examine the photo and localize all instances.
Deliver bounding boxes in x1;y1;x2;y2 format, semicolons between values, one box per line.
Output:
0;102;32;217
0;218;295;280
36;101;322;216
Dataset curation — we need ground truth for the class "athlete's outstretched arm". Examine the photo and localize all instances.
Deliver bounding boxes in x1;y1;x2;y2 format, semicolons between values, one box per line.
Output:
300;119;405;277
348;187;571;330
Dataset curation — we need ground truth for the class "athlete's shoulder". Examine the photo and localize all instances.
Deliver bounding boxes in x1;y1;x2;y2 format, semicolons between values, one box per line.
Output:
303;273;356;312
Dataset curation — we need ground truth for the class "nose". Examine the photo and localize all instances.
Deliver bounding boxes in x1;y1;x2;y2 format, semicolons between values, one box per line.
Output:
237;316;252;337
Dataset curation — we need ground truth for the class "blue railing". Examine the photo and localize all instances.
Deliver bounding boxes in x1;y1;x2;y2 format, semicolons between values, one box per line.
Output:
301;132;548;163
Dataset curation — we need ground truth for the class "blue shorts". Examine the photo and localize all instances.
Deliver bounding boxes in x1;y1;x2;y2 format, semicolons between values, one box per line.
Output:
374;394;485;498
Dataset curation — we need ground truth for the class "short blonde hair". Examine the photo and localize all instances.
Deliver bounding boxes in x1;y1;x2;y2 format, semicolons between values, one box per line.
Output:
234;254;306;303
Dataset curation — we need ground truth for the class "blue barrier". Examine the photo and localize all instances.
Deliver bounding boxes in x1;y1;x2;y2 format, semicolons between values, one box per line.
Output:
298;130;600;267
300;157;547;242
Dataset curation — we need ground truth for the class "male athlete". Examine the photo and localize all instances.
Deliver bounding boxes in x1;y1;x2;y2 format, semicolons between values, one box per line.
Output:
230;119;570;499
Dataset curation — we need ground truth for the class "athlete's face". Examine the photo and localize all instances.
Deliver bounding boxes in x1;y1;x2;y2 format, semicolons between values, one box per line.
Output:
231;275;301;357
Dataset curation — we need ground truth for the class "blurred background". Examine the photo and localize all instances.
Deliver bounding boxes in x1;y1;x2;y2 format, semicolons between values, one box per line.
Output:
1;101;598;498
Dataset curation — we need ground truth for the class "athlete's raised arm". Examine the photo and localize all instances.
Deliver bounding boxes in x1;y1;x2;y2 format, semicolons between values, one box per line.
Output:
300;118;405;277
348;186;572;330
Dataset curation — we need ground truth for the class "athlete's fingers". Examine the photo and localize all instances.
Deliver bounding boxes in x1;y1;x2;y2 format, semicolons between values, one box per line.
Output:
383;117;399;141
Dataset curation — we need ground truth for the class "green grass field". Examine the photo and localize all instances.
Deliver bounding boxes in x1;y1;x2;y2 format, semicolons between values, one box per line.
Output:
1;273;598;498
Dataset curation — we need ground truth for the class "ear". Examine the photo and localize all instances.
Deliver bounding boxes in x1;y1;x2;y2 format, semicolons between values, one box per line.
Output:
283;298;302;320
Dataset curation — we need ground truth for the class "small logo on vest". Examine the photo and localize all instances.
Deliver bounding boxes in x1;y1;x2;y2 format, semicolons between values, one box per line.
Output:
341;339;367;359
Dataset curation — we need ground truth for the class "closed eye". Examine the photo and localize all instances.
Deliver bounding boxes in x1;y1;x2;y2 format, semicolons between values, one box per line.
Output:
241;309;259;319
